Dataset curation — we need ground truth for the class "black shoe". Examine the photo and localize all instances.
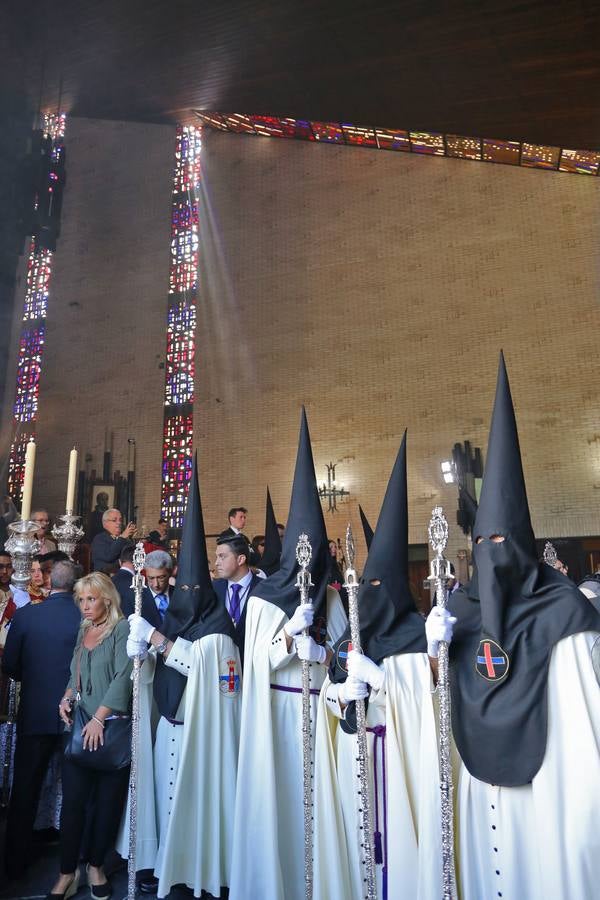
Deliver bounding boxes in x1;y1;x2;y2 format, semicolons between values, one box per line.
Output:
86;864;112;900
46;868;81;900
139;875;159;894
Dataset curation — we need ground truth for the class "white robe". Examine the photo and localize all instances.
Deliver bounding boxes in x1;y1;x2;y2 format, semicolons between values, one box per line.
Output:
457;630;600;900
313;653;444;900
118;632;241;898
229;586;347;900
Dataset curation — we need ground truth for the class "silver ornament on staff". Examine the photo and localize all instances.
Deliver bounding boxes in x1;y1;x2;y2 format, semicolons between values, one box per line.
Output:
127;541;147;900
51;513;85;560
343;523;377;900
295;533;314;900
427;506;455;900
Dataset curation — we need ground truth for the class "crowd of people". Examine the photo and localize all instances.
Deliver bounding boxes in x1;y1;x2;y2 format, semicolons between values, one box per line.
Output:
0;356;599;900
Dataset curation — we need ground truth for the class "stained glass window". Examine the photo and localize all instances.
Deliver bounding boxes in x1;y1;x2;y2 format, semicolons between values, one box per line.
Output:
280;118;315;141
7;431;35;502
446;135;482;160
559;149;600;175
482;138;521;165
193;112;228;131
341;125;377;147
410;132;445;156
521;143;560;170
310;122;344;143
13;326;45;422
252;116;293;138
173;126;202;194
22;242;52;320
161;413;194;527
223;114;256;134
375;128;410;151
161;125;201;528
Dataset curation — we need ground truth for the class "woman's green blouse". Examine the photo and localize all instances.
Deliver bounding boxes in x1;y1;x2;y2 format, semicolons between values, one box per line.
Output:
66;617;133;716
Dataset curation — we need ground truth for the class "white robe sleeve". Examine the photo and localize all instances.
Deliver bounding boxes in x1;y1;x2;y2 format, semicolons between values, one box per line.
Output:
164;637;193;675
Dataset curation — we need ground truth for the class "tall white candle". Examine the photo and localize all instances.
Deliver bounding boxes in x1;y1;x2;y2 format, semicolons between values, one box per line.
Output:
21;438;36;521
66;447;78;513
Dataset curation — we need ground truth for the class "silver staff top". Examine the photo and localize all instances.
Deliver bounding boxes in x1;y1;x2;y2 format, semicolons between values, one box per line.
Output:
543;541;558;567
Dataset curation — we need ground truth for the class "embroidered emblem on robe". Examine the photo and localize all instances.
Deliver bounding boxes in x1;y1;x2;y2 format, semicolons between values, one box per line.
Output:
475;638;510;682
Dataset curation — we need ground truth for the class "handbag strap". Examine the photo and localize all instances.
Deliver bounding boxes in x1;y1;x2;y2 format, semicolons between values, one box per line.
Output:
75;642;83;699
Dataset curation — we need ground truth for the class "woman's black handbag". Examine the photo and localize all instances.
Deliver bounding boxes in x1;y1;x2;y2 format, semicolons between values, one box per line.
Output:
63;643;131;771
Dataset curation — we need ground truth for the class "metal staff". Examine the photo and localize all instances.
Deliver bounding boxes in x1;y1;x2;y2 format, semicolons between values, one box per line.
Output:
1;678;18;808
344;523;377;900
427;506;455;900
295;533;314;900
127;541;147;900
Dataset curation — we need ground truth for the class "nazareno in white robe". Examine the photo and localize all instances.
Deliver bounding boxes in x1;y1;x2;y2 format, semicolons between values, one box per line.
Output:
229;585;347;900
313;652;444;900
117;631;241;898
457;630;600;900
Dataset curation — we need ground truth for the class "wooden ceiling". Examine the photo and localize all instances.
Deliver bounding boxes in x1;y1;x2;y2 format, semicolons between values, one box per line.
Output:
6;0;600;148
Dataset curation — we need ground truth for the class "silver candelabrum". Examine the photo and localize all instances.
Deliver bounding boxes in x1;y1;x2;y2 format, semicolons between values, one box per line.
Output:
5;520;41;590
52;512;85;560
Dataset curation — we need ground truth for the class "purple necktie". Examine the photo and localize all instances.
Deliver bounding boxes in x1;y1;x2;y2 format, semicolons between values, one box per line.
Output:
229;583;242;626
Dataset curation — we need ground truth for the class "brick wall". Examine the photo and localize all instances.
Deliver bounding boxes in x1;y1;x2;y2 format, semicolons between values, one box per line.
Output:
3;120;599;568
195;130;600;564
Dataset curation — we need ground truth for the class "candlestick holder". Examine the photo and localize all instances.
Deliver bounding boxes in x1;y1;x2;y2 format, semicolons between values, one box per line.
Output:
5;520;41;590
52;512;85;560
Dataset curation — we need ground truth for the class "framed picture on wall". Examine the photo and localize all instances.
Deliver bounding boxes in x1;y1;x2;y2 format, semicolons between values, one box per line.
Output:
90;484;115;513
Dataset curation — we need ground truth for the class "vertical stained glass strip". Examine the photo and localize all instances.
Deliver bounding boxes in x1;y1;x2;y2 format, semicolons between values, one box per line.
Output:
161;413;194;528
7;113;65;502
7;431;35;502
161;125;201;527
22;242;52;320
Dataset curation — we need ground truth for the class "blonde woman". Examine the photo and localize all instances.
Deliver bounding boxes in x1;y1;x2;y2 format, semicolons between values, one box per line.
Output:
48;573;132;900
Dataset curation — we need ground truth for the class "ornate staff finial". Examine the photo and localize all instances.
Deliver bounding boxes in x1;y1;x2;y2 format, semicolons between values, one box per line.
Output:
296;532;312;570
428;505;449;556
133;540;146;574
345;522;356;570
543;541;558;568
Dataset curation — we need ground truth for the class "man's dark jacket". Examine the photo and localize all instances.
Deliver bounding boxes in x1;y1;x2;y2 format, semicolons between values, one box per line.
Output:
2;592;81;735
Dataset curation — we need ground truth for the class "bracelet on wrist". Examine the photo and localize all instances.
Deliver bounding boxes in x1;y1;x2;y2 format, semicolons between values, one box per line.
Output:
92;715;105;728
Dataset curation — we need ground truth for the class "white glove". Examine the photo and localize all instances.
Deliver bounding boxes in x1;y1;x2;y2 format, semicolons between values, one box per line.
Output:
126;637;148;660
347;650;385;692
295;634;327;664
284;603;314;638
425;606;457;658
128;613;155;644
12;587;31;608
338;676;369;705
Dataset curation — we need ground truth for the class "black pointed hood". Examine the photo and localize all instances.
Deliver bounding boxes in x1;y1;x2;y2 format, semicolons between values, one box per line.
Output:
153;452;236;718
252;409;329;624
358;505;374;551
449;353;600;786
260;487;282;577
330;431;426;690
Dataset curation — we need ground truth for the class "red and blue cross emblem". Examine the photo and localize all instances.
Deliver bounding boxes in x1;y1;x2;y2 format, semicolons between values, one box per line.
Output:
475;638;509;682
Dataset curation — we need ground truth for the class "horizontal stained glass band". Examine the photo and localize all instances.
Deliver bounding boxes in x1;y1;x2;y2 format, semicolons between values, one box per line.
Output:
193;111;600;176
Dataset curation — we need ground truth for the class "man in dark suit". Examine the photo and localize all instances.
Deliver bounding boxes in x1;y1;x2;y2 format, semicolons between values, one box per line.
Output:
218;506;260;566
213;535;263;667
112;545;165;629
3;559;82;880
91;507;137;573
